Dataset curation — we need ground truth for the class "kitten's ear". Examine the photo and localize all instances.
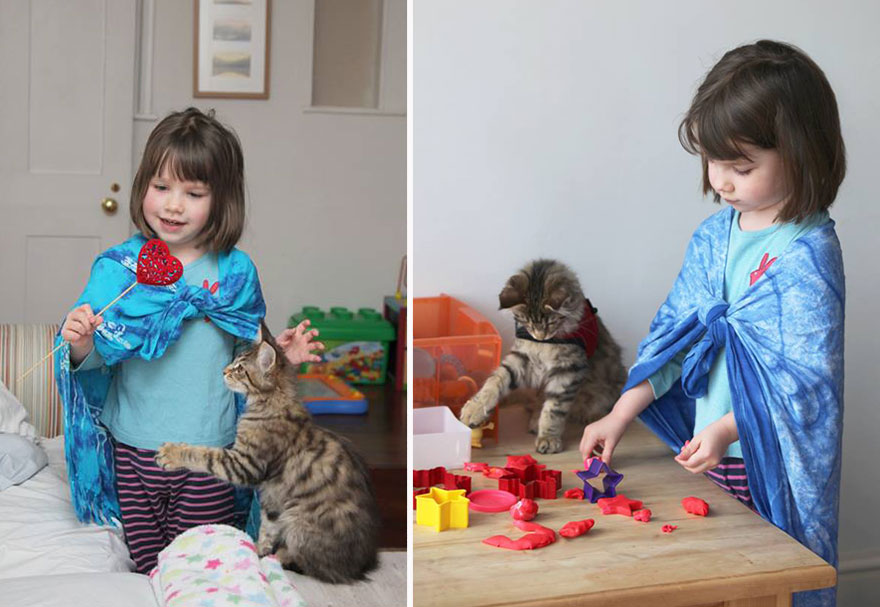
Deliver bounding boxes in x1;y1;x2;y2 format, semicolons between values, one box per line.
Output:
544;288;569;312
499;273;527;310
258;319;275;344
257;341;277;373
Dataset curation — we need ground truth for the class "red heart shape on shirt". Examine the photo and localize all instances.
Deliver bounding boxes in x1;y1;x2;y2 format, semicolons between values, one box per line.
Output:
137;239;183;286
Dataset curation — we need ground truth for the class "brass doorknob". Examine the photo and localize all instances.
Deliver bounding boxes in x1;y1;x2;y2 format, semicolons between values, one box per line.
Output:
101;197;118;214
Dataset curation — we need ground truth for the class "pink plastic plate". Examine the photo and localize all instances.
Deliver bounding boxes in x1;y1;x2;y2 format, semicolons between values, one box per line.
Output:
468;489;518;513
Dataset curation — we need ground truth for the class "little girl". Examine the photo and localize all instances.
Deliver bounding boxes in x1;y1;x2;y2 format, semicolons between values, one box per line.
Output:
580;41;845;607
56;107;320;573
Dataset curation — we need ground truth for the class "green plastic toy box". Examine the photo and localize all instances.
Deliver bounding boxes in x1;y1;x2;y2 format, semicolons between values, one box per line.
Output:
288;306;396;385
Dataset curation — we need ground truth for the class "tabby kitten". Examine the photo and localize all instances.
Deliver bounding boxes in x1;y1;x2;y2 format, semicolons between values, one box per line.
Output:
156;325;380;583
459;259;626;454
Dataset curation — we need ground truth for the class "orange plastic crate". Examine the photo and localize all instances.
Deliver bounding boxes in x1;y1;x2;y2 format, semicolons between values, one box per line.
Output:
413;295;502;442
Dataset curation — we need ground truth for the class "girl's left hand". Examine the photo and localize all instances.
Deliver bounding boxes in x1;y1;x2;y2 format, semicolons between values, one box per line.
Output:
674;415;738;474
277;319;325;365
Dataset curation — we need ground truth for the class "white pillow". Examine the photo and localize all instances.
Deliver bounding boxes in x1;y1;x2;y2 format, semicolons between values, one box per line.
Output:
0;433;48;490
0;380;38;440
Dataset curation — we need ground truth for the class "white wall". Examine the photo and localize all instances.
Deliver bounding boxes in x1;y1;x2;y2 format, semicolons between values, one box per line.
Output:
136;0;406;333
414;1;879;602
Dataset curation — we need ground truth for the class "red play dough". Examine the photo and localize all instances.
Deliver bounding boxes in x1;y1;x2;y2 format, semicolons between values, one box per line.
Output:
482;520;557;551
510;499;538;521
559;519;595;538
506;454;539;468
681;496;709;516
596;494;644;516
633;509;652;522
662;524;678;533
484;467;512;479
463;462;489;473
468;490;518;513
563;488;585;500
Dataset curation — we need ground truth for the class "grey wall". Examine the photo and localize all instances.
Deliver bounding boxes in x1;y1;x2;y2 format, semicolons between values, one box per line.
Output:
414;1;879;603
136;0;405;333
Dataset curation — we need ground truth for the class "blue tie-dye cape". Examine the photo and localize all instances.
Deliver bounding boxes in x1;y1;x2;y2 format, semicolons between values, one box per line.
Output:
54;234;266;526
627;207;844;607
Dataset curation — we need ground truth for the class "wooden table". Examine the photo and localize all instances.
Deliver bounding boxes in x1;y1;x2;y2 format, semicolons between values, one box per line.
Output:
414;406;835;607
313;383;406;549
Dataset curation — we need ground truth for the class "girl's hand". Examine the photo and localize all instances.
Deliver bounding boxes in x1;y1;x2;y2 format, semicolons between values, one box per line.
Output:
579;380;654;466
61;304;103;364
674;414;738;474
277;319;325;365
579;411;630;466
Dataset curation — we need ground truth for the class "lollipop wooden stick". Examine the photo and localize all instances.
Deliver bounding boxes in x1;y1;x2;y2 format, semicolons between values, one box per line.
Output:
15;282;140;383
15;239;182;384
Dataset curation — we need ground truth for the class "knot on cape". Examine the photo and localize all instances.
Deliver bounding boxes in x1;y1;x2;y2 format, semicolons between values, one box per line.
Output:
178;283;216;316
697;301;728;326
682;301;729;399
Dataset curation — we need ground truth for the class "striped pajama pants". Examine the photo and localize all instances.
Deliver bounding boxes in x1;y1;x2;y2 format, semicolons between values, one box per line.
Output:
704;456;757;510
114;441;236;573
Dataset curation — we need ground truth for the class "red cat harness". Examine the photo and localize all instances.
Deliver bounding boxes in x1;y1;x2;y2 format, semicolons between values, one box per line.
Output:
515;300;600;358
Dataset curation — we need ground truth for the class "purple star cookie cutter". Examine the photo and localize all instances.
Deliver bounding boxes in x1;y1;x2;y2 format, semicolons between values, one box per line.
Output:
575;457;623;503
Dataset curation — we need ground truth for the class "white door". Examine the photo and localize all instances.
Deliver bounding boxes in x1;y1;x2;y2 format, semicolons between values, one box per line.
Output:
0;0;136;323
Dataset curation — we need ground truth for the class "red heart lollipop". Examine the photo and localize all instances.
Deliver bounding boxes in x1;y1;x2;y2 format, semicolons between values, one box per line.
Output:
137;239;183;286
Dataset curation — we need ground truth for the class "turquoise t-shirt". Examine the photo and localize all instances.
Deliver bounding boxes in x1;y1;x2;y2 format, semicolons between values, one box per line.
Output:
648;210;830;457
76;252;248;450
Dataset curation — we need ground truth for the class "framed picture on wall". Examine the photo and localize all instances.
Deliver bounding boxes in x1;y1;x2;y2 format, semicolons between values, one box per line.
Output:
194;0;271;99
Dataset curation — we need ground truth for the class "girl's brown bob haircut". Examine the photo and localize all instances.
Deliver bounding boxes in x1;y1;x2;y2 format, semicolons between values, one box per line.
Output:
679;40;846;223
131;107;245;252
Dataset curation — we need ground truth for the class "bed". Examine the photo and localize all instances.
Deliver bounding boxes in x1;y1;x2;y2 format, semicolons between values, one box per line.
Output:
0;324;157;605
0;324;404;607
0;435;133;579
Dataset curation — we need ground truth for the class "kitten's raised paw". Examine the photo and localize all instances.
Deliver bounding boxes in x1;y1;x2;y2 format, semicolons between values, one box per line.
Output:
459;398;491;428
155;442;187;470
535;435;563;454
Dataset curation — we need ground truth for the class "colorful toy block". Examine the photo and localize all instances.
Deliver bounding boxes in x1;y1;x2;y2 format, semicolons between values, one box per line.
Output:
290;306;395;385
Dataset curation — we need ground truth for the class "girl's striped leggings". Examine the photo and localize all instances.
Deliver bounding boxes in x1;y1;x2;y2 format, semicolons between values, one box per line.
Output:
114;440;236;573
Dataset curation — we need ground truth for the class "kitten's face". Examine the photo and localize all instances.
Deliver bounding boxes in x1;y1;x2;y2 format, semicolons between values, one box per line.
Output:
223;339;280;394
499;261;583;340
510;301;569;340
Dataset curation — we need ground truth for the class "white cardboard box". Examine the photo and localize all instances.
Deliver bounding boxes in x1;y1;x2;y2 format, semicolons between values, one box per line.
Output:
413;406;471;470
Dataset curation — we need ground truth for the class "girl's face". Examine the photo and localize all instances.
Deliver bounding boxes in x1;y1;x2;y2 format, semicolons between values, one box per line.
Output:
142;167;212;264
707;144;789;228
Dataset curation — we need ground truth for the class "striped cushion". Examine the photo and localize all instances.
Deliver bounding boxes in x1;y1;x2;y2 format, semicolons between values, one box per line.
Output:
0;325;64;438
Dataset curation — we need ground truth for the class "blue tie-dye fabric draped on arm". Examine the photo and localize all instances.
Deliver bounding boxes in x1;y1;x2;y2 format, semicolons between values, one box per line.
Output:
54;234;266;526
626;207;844;607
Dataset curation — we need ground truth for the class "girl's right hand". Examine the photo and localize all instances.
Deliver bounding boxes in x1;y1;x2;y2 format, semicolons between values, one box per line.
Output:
61;304;103;361
579;411;630;466
276;319;325;365
579;380;655;466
